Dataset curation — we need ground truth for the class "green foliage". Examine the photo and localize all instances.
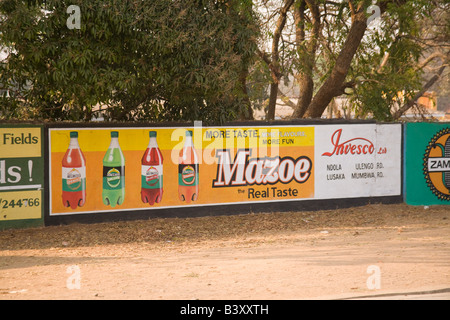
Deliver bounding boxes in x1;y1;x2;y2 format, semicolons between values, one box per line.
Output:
0;0;259;124
348;0;444;121
247;59;270;111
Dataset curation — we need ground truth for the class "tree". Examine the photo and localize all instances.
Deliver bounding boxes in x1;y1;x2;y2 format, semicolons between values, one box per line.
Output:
350;0;449;120
0;0;259;123
256;0;449;120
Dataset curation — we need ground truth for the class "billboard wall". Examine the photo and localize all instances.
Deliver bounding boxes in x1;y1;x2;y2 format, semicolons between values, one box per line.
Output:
404;122;450;205
47;123;402;219
0;124;44;229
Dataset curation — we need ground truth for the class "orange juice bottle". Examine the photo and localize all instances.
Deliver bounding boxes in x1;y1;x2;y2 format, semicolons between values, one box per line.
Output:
178;130;199;203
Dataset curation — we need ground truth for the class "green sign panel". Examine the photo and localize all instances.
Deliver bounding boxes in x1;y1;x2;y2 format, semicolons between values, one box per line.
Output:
0;124;44;229
404;122;450;205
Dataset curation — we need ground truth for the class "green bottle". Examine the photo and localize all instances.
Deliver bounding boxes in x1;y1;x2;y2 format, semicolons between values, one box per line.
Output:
102;131;125;207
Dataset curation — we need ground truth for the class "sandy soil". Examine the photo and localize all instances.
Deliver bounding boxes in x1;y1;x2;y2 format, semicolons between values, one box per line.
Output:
0;203;449;300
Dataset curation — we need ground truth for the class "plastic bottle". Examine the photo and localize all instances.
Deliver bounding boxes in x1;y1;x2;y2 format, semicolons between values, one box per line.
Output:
62;131;86;209
102;131;125;207
178;130;199;203
141;131;163;205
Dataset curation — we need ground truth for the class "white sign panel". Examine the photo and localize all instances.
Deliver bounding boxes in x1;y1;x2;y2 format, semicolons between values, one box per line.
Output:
314;124;402;199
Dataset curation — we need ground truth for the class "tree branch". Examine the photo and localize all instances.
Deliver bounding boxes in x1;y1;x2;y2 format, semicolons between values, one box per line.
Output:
278;88;296;109
392;64;447;120
416;51;448;71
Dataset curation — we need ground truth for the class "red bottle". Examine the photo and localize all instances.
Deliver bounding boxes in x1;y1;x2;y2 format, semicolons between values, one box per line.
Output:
141;131;163;205
62;131;86;209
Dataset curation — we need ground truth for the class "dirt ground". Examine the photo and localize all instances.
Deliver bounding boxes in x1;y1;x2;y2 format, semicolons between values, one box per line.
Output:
0;203;449;300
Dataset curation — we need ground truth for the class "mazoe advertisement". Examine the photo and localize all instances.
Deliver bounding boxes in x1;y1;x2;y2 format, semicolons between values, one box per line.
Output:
48;124;401;216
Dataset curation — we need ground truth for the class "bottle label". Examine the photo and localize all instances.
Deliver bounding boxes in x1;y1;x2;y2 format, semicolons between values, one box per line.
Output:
141;165;163;189
178;164;199;186
62;167;86;192
103;166;125;190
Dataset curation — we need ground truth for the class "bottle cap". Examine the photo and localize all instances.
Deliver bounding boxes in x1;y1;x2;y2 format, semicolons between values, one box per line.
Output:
186;130;193;137
149;131;157;138
70;131;78;138
111;131;119;138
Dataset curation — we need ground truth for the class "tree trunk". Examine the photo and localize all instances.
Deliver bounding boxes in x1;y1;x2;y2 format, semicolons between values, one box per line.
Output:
293;76;314;118
267;83;279;120
292;0;319;118
266;0;295;120
303;4;367;118
239;68;254;120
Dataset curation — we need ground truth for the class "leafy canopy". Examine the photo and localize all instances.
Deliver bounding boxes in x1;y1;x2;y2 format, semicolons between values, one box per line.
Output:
0;0;258;123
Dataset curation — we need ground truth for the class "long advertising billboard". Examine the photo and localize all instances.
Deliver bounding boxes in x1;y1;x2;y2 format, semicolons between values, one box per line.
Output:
48;123;402;216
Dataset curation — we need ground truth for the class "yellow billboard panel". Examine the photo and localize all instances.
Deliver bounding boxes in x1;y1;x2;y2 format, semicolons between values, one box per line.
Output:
0;190;42;221
49;126;315;215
